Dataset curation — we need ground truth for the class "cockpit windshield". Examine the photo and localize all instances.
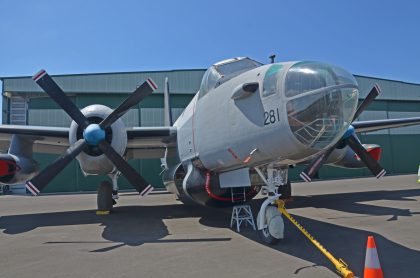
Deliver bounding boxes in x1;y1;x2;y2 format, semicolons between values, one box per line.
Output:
286;62;359;150
199;57;262;97
285;61;357;98
214;57;262;76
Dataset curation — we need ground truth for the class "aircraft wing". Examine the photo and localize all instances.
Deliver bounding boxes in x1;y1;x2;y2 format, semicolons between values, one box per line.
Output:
0;125;177;159
0;125;70;154
353;117;420;133
126;126;177;159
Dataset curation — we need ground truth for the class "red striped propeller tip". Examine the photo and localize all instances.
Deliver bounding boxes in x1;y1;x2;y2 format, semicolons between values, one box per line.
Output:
374;83;381;93
33;69;47;81
25;181;40;196
146;78;158;91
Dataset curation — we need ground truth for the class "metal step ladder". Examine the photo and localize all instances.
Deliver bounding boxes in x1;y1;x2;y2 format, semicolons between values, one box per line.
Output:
230;204;256;232
230;187;246;203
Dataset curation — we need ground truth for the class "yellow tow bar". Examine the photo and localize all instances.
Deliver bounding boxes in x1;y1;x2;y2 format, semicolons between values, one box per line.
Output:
276;200;354;278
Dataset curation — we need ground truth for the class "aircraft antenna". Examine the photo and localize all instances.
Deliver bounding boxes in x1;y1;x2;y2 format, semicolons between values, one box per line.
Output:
269;54;276;64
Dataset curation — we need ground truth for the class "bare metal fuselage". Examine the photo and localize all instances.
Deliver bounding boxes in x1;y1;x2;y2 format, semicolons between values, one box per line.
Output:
175;62;357;173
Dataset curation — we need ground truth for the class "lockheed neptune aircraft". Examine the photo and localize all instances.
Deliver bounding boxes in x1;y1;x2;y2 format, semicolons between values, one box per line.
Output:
1;57;420;243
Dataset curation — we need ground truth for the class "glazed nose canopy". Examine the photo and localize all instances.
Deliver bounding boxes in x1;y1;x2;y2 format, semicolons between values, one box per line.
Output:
83;124;106;146
285;62;359;150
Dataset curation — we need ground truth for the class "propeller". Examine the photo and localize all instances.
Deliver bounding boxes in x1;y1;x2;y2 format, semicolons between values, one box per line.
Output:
99;79;157;129
33;70;90;129
300;84;386;182
345;134;386;178
25;70;157;195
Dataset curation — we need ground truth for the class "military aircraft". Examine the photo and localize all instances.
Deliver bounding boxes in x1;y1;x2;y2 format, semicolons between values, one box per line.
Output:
1;57;420;243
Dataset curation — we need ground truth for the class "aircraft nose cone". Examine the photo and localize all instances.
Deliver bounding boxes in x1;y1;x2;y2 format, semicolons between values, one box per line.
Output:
83;124;105;146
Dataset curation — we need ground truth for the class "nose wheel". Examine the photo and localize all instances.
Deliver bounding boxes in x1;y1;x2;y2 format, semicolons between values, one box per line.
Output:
254;164;288;245
261;225;281;245
257;201;284;244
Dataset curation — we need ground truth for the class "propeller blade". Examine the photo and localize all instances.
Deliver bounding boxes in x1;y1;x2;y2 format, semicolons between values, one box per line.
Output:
300;146;335;182
346;134;386;178
352;83;381;121
98;141;153;196
33;70;89;129
100;78;158;129
25;139;87;195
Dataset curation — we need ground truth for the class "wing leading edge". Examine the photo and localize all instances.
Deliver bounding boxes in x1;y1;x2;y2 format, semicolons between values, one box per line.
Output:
0;125;70;154
0;125;177;158
126;126;177;159
353;117;420;133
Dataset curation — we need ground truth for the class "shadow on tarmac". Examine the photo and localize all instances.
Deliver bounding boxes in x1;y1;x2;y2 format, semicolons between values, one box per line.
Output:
0;202;231;252
1;188;420;277
235;188;420;277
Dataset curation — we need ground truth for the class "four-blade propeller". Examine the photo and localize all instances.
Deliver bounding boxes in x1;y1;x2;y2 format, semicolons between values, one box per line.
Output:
300;84;386;182
26;70;157;196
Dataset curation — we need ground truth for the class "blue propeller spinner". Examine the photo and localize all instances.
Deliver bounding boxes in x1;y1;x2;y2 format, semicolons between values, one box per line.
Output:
342;125;355;140
83;124;106;146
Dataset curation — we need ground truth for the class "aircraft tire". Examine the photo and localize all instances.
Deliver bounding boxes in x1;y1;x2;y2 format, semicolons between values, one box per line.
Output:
261;227;281;245
97;181;113;212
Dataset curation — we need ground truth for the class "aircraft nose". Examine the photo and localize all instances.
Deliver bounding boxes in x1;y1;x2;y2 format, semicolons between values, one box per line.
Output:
285;62;359;150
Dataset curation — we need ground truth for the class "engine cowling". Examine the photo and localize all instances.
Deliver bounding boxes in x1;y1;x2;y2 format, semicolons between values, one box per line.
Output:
163;160;262;208
0;154;39;184
69;105;127;175
330;144;382;168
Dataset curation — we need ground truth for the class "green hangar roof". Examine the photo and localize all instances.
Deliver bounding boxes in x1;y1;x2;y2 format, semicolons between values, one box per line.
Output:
2;68;420;101
1;69;206;95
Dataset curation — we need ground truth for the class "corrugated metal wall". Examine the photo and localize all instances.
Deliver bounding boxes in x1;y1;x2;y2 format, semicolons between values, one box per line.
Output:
2;70;204;94
1;69;420;192
355;75;420;101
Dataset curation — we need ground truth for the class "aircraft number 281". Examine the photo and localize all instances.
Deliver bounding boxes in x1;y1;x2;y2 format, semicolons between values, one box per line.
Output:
264;108;280;126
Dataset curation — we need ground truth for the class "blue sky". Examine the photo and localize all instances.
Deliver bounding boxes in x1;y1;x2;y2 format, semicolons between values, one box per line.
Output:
0;0;419;82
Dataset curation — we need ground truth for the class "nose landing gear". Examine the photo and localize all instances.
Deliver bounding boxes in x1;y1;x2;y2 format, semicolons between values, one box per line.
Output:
254;164;290;244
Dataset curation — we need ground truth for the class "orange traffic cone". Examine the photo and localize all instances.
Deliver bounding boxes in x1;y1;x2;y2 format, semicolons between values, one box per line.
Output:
364;236;384;278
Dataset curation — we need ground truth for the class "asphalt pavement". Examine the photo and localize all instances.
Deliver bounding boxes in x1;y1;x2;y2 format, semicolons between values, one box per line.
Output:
1;174;420;278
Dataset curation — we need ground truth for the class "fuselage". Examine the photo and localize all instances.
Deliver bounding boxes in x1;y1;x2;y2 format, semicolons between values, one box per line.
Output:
175;58;359;173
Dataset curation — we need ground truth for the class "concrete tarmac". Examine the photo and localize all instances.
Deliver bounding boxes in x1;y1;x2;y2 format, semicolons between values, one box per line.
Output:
1;174;420;278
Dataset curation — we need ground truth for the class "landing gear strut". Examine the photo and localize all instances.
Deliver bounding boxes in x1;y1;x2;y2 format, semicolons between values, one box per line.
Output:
255;164;289;244
109;171;121;205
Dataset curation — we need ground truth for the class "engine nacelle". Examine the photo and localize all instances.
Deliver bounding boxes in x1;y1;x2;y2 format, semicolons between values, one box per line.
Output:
0;154;39;184
163;159;261;208
330;144;382;168
69;105;127;175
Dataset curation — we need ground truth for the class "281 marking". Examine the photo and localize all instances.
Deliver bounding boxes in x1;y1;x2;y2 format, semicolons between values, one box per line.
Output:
264;108;280;126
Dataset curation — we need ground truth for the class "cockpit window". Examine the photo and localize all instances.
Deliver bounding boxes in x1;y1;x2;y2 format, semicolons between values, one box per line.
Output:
214;57;262;76
286;62;359;150
285;62;357;97
199;57;262;98
199;67;221;97
262;64;283;97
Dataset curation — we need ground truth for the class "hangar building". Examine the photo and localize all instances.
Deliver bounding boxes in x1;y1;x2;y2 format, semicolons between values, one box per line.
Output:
1;66;420;193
